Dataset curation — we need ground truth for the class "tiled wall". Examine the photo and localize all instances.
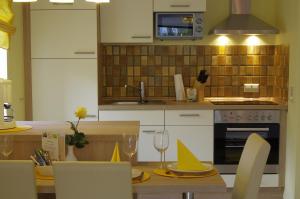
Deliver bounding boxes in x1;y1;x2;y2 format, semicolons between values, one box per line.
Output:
99;45;289;101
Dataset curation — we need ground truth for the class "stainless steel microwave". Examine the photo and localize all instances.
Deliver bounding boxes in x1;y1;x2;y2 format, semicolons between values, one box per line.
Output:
155;12;204;40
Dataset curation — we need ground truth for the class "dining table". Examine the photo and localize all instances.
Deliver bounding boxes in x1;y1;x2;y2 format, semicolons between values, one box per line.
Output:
37;164;229;199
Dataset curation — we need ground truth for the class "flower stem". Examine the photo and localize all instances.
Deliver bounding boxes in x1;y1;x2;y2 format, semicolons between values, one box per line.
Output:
75;118;80;130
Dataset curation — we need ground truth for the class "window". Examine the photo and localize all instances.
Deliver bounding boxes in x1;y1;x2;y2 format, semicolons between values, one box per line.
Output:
0;48;7;79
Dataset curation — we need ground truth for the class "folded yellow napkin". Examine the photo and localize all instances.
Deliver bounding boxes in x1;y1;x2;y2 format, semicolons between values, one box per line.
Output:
177;140;208;171
111;142;120;162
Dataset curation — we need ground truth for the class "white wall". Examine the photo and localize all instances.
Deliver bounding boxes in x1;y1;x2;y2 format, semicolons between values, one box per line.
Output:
276;0;300;198
7;4;25;120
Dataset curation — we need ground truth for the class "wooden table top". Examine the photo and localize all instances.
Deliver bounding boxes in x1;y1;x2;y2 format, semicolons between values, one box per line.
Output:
37;165;227;195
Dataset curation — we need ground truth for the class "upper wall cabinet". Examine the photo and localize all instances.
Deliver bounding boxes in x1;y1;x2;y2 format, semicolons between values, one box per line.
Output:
30;0;96;10
154;0;206;12
31;10;97;59
100;0;153;43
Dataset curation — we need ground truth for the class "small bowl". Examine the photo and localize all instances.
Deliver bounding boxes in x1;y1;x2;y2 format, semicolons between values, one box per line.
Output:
36;166;53;177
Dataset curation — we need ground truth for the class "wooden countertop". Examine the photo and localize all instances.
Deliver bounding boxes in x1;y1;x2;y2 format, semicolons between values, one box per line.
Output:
37;164;227;196
13;121;140;136
99;98;288;111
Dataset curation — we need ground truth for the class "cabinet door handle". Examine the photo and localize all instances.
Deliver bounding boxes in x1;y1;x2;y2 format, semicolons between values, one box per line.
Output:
170;4;191;8
226;128;269;132
179;114;200;117
74;51;96;55
142;130;156;134
86;114;97;118
52;3;74;5
131;36;152;39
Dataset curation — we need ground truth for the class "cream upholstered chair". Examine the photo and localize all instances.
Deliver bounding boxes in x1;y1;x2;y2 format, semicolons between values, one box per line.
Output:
0;160;37;199
53;161;132;199
232;133;271;199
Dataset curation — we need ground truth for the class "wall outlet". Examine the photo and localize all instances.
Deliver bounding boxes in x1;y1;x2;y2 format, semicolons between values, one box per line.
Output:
244;84;259;93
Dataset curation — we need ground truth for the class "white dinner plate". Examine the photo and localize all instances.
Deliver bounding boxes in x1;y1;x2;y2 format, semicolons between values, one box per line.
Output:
167;162;214;174
132;168;142;179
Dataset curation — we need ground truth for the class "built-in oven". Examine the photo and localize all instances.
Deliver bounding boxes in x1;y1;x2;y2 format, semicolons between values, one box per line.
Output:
214;110;280;174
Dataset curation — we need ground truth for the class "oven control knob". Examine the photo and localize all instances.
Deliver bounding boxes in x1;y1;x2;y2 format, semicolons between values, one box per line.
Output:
236;115;242;121
195;18;203;24
247;115;252;121
261;115;266;121
254;115;259;121
267;115;273;121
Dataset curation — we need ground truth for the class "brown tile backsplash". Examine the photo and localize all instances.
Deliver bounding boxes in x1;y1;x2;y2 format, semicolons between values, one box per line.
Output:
100;45;289;101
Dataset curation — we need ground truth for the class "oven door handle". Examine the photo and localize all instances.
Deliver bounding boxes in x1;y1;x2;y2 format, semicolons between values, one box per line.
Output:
225;145;245;148
226;128;270;132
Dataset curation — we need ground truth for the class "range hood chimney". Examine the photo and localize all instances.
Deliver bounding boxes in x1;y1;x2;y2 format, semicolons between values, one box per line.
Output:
210;0;279;35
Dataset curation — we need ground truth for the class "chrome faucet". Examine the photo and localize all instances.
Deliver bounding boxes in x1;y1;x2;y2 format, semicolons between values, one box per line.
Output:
125;81;146;104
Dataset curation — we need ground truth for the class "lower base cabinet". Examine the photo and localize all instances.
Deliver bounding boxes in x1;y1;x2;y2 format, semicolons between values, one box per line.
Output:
138;125;214;162
138;126;165;162
222;174;279;187
165;126;214;162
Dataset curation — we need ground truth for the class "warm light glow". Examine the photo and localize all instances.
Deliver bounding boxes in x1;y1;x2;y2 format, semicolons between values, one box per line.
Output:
216;36;230;46
85;0;110;3
0;49;8;79
13;0;37;2
246;36;261;46
50;0;74;3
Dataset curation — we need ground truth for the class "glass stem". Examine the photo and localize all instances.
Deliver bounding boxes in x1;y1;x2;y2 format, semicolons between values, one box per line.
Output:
160;151;163;169
163;151;166;169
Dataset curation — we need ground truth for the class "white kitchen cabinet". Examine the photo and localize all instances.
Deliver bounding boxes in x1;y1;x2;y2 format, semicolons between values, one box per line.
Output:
154;0;206;12
32;59;98;121
138;126;165;162
30;0;96;10
98;110;164;126
221;174;279;188
31;10;97;59
100;0;153;43
165;126;213;161
98;110;165;161
99;109;214;162
165;110;213;126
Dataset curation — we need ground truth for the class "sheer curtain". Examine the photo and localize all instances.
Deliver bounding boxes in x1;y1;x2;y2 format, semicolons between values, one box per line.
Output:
0;48;7;79
0;0;15;49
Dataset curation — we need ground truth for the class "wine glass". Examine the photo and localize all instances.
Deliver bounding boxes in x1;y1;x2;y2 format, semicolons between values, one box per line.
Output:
122;134;138;165
0;135;14;160
153;130;169;169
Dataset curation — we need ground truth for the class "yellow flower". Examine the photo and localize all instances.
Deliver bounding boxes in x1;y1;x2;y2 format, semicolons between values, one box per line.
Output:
75;107;87;119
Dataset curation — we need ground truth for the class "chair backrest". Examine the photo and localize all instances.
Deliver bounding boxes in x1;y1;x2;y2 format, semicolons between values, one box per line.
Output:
53;161;132;199
232;133;271;199
0;160;37;199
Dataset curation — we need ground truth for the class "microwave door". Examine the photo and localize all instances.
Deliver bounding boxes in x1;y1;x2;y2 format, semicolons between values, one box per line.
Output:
156;13;194;38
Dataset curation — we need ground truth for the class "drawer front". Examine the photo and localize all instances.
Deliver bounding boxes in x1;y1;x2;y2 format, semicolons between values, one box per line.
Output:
31;0;96;10
165;110;213;126
137;126;165;162
154;0;206;12
221;174;279;188
99;110;164;126
165;126;214;161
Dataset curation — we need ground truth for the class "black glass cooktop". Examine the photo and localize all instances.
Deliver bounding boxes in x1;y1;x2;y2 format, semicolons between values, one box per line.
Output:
211;101;279;105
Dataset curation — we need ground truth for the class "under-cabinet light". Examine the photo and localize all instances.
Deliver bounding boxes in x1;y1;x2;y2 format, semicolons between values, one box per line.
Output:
85;0;110;3
13;0;37;2
50;0;74;3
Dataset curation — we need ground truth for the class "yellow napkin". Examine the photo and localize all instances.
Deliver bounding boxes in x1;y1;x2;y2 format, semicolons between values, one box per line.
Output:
177;140;208;171
111;142;121;162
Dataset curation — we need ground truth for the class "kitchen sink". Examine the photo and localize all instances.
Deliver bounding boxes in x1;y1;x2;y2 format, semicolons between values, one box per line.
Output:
112;100;165;105
113;101;140;105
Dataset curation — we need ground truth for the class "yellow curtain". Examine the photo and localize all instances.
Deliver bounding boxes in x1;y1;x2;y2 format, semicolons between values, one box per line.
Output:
0;0;15;49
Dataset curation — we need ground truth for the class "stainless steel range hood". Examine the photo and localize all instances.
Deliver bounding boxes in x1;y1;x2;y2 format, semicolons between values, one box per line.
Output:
210;0;279;35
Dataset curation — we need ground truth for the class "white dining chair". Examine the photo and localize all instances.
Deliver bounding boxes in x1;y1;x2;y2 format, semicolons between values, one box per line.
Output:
232;133;271;199
53;161;132;199
0;160;37;199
